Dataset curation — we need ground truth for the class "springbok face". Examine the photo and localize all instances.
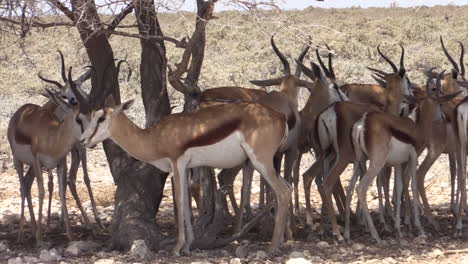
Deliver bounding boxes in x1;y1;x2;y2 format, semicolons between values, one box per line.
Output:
38;50;92;106
80;100;134;148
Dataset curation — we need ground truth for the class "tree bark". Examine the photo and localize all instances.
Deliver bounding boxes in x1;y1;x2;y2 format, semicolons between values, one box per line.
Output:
109;0;171;250
67;0;170;250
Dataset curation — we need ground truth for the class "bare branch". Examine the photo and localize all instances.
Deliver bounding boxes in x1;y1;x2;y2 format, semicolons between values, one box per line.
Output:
0;17;74;28
106;3;134;32
48;0;75;22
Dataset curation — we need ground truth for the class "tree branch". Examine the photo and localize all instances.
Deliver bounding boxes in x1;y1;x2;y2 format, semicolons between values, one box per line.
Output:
106;3;134;31
103;29;187;48
0;17;74;28
48;0;75;22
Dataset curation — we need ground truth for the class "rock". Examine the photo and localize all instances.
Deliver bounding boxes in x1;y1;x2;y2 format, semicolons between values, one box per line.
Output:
302;250;311;257
316;241;329;248
413;235;426;245
59;262;68;264
401;249;411;257
383;257;396;263
352;243;365;251
399;239;409;246
94;259;115;264
255;250;267;259
65;241;100;256
190;262;210;264
230;258;242;264
219;250;230;257
430;248;443;257
23;256;39;264
235;246;248;258
0;241;9;252
130;240;153;260
8;257;23;264
285;258;312;264
39;248;61;262
289;251;304;259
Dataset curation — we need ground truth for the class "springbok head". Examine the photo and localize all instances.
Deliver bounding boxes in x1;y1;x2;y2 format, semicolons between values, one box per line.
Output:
38;50;92;106
249;34;313;93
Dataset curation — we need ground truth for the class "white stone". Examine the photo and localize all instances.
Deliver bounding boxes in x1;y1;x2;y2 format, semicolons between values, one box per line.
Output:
235;246;248;258
316;241;329;248
230;258;242;264
352;243;365;251
65;241;100;256
130;240;153;260
285;258;312;264
39;248;61;262
94;259;115;264
289;251;304;259
23;256;39;264
0;241;9;252
8;257;23;264
255;250;267;259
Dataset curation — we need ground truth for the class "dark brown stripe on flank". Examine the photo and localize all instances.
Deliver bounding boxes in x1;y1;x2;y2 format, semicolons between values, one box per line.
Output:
15;130;31;145
184;119;242;149
389;127;415;146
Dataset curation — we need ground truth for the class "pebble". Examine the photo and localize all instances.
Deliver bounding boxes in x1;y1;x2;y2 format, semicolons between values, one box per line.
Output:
383;257;396;263
39;248;61;262
65;241;100;256
413;235;426;245
8;257;23;264
430;248;443;257
255;250;267;259
352;243;365;251
285;258;312;264
289;251;304;259
230;258;242;264
22;256;39;264
316;241;329;248
94;260;115;264
130;240;153;260
0;241;9;252
235;246;248;258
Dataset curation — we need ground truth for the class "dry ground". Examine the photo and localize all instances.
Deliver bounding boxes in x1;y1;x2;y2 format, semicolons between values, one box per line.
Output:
2;4;468;263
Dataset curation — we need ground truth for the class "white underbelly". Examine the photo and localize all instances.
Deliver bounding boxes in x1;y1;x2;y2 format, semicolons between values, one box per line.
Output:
11;143;59;169
149;158;172;173
11;143;35;166
185;131;247;169
385;137;414;166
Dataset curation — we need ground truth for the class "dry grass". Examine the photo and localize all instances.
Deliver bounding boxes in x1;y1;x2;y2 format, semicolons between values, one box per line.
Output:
1;5;468;196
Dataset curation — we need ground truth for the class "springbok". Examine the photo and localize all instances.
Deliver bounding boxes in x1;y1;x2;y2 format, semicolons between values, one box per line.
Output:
352;72;460;243
8;67;90;243
80;98;292;255
37;50;102;229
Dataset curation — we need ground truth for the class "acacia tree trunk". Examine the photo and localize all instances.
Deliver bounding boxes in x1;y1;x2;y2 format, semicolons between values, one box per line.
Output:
109;0;171;250
63;0;170;250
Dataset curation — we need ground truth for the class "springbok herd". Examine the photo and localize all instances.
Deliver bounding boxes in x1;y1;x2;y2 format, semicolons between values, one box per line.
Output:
7;35;468;256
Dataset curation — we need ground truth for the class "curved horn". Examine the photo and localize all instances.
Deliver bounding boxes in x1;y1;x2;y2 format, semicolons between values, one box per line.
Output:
440;36;460;74
377;44;398;73
38;73;63;89
316;48;331;78
459;41;465;76
424;67;439;79
57;50;67;83
399;44;405;70
366;66;388;76
295;45;310;77
116;59;133;81
68;66;90;113
436;70;446;95
326;45;336;79
271;34;290;75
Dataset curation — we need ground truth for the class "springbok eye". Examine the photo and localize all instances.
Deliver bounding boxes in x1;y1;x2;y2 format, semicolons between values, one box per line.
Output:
97;116;106;123
75;117;82;124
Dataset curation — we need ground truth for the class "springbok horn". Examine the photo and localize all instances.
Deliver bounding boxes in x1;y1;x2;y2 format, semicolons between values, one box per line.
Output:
68;66;90;114
295;45;310;77
440;36;460;74
326;45;336;79
57;50;68;83
377;44;398;73
316;48;331;78
459;41;465;76
271;34;291;75
38;73;63;89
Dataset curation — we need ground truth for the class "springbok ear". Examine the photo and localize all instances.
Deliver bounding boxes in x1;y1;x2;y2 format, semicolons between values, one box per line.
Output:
311;62;323;81
104;94;116;107
249;77;283;87
114;99;135;113
437;90;462;103
403;95;417;105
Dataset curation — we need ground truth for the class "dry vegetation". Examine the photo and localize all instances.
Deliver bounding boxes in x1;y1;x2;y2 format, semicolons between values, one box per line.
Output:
1;4;468;263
